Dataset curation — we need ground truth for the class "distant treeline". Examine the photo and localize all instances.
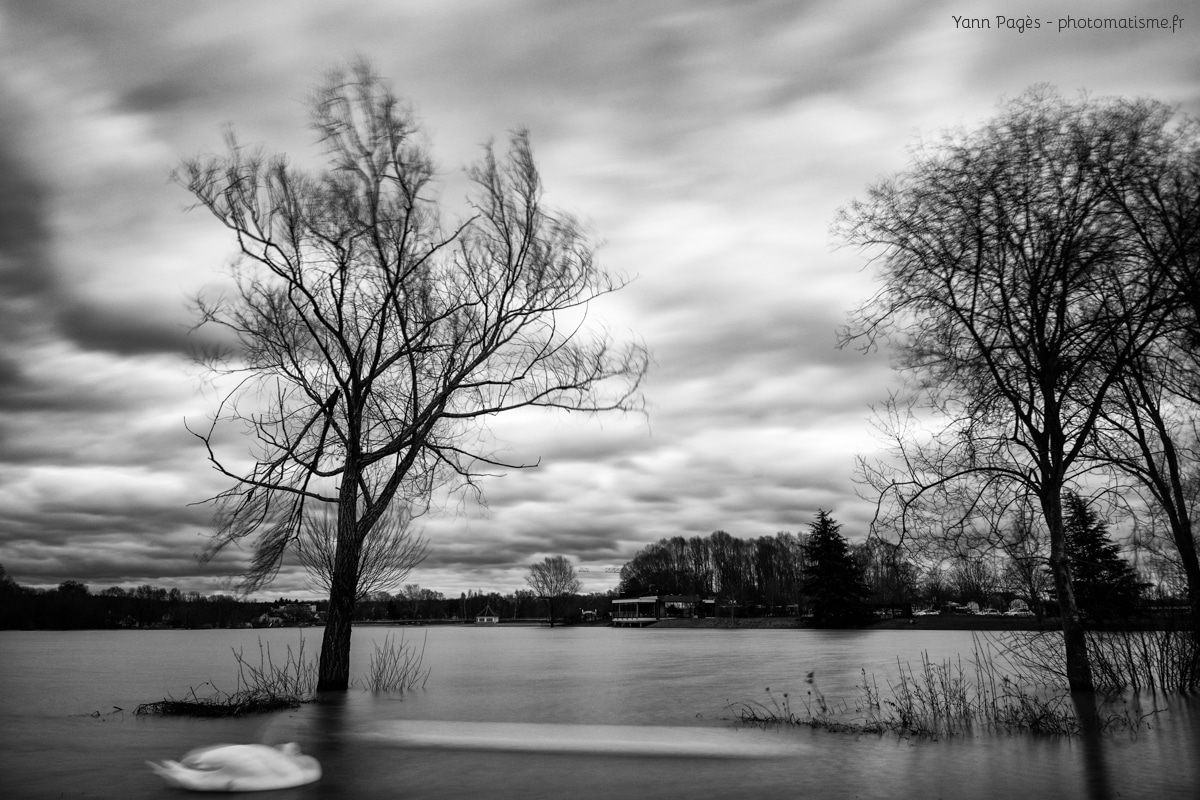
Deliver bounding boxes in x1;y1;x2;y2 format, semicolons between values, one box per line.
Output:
0;564;615;630
1;587;269;631
619;530;809;613
372;586;617;624
0;567;292;630
618;527;915;617
617;507;1185;624
5;494;1183;630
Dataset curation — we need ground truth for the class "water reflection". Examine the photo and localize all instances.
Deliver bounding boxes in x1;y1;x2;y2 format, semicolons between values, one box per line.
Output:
1071;692;1114;800
308;691;351;768
358;719;799;757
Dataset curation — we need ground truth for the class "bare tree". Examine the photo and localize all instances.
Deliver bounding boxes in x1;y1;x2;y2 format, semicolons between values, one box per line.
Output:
948;551;1003;608
1089;353;1200;637
918;561;948;606
1085;105;1200;638
399;583;444;620
998;500;1054;619
179;60;647;689
854;536;918;608
525;555;581;627
295;503;428;601
839;89;1173;691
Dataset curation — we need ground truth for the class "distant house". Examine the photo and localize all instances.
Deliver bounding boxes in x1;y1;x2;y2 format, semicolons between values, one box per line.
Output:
274;603;319;624
612;595;702;627
475;605;499;625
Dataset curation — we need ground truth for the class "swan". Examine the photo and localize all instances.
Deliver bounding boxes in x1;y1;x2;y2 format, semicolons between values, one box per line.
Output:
148;742;321;792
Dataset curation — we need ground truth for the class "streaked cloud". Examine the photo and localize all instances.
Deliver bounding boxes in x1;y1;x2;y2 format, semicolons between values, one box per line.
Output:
0;0;1195;598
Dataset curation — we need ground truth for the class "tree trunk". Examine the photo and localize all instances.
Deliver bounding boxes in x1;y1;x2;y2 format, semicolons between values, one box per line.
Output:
1044;492;1095;692
318;591;354;691
317;488;363;691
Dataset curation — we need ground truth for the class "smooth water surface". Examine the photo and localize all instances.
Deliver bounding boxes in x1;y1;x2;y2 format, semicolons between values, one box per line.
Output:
1;626;1197;798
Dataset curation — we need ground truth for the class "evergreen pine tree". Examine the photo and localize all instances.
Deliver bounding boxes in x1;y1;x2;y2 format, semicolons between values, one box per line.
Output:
803;510;870;625
1062;494;1143;619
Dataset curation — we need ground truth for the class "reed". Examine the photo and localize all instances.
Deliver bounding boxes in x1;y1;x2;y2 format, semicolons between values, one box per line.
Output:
1086;629;1200;692
879;647;1080;736
231;637;317;702
729;635;1148;738
1000;629;1200;693
357;631;430;693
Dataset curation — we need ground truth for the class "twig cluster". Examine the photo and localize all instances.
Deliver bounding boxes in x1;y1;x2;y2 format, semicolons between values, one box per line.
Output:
1003;629;1200;693
356;631;430;693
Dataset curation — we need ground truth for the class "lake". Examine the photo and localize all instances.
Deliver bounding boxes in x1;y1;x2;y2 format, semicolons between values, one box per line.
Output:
1;626;1197;798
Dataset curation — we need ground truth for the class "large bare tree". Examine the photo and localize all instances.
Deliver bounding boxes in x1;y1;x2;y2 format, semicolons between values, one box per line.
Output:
840;89;1173;691
1086;104;1200;638
180;61;647;689
525;555;581;627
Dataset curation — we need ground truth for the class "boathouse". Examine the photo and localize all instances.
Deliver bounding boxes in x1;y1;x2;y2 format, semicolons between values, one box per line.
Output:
611;595;702;626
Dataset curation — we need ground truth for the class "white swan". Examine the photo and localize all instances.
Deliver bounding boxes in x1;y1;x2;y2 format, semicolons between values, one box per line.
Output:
148;742;321;792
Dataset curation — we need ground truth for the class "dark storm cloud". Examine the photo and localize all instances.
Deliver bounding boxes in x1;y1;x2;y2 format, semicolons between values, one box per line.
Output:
0;52;197;366
5;533;228;591
0;154;51;301
0;411;195;469
431;516;635;572
0;104;55;351
0;467;220;589
57;303;197;357
0;381;103;415
0;500;208;545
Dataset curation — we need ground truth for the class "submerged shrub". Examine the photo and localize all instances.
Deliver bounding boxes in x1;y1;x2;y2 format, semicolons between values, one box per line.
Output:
729;635;1154;738
137;638;316;717
137;631;435;715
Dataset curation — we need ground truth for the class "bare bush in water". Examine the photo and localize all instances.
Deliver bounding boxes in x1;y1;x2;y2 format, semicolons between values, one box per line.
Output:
357;632;430;693
1002;629;1200;693
730;636;1150;737
137;638;316;716
231;638;317;701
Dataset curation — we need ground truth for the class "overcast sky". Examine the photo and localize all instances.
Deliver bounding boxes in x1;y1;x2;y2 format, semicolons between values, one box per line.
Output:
0;0;1196;599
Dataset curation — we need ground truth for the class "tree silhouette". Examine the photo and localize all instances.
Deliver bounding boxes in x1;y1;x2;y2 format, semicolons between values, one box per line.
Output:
179;60;646;689
525;556;581;627
841;89;1177;690
803;510;869;625
1062;494;1143;619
